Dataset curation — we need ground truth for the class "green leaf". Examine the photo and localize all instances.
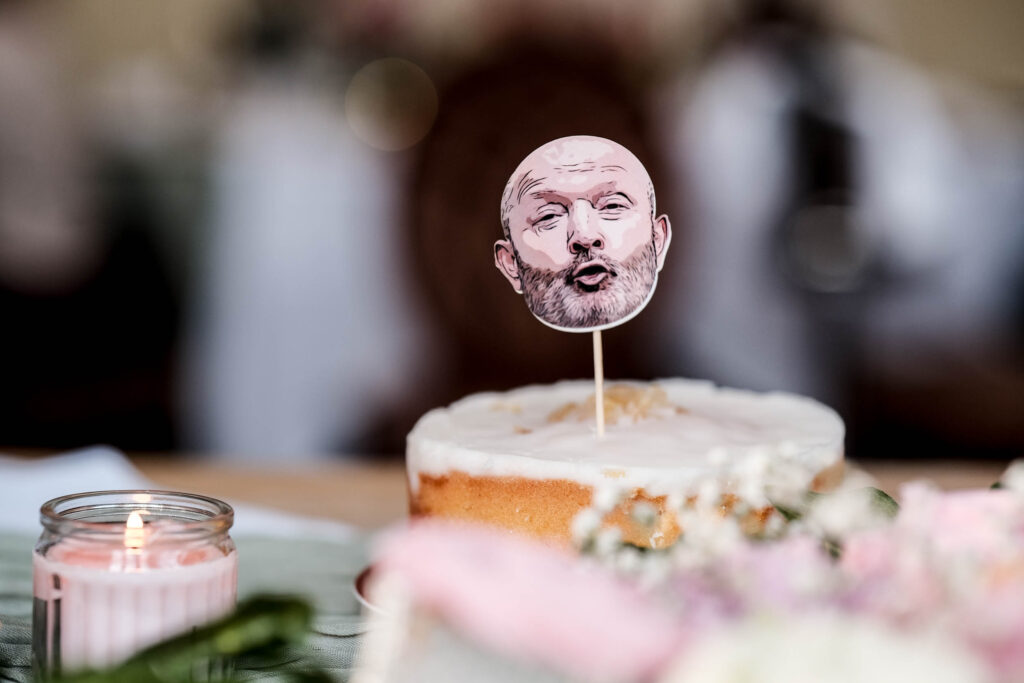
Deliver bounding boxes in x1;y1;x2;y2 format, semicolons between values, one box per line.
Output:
772;502;803;522
52;595;319;683
865;487;899;518
771;490;820;522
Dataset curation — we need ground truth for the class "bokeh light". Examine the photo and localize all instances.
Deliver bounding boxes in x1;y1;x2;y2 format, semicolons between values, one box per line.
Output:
345;58;438;151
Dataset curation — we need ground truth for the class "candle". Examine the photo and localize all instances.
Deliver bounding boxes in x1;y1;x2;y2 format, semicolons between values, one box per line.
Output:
32;491;238;676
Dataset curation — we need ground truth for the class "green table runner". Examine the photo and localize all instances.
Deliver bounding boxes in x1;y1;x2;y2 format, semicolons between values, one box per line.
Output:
0;532;371;682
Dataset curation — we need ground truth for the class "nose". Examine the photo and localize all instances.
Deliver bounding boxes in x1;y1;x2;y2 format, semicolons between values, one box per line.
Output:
568;200;604;254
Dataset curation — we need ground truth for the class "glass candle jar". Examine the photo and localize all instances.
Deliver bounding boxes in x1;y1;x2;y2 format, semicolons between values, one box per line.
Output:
32;490;238;677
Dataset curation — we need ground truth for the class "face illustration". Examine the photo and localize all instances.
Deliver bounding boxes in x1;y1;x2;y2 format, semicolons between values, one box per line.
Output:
495;136;671;331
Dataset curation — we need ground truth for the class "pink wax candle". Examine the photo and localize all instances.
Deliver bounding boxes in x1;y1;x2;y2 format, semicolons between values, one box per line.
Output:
32;491;238;676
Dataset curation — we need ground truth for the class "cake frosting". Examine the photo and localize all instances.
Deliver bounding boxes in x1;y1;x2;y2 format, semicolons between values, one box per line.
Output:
407;379;844;546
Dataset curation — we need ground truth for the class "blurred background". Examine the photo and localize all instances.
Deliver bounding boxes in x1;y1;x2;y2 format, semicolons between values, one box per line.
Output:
0;0;1021;463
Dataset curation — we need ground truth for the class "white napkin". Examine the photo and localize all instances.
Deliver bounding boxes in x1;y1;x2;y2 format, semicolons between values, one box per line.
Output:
0;446;356;540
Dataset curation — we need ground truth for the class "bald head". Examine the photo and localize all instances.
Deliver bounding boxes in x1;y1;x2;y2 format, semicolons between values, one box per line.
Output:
500;136;656;239
494;135;671;332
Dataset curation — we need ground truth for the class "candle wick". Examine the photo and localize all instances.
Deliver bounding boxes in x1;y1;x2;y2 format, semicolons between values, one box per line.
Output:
124;511;145;551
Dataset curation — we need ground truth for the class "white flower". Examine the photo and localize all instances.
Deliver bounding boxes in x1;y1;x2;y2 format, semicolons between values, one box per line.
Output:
805;487;890;539
631;501;658;527
736;477;770;510
760;510;787;538
659;613;991;683
673;508;745;564
1001;459;1024;493
665;492;687;515
696;479;722;511
739;447;772;478
592;484;624;513
636;553;673;589
570;508;603;545
593;527;623;557
762;460;815;510
615;546;643;574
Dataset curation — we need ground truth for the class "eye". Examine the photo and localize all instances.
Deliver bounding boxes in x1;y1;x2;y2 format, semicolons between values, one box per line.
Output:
531;204;566;230
597;194;633;215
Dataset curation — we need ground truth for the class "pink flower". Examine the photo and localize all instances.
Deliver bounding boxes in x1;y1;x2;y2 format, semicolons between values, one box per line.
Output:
954;581;1024;680
720;536;834;610
898;484;1024;560
840;532;946;622
841;528;898;580
373;520;687;682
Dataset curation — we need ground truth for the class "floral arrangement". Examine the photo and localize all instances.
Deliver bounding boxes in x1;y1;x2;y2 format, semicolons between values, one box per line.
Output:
363;459;1024;683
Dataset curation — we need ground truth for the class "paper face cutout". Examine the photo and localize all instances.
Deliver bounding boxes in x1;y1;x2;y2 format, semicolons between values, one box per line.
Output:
495;136;671;333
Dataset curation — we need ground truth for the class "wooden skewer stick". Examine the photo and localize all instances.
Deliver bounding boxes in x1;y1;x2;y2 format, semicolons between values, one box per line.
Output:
593;329;605;437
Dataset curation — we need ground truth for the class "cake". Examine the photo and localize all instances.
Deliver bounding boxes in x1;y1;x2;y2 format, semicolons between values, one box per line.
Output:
362;471;1024;683
406;379;844;547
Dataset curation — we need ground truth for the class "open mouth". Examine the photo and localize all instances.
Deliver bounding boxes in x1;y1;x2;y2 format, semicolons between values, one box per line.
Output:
571;261;614;289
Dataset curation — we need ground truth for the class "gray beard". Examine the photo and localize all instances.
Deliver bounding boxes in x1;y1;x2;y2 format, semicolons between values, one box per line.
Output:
517;240;658;329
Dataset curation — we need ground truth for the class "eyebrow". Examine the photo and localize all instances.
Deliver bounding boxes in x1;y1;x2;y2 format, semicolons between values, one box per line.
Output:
516;176;544;204
588;182;635;204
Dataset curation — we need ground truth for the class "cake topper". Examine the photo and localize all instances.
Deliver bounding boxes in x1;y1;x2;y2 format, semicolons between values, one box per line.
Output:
495;135;671;333
495;136;672;435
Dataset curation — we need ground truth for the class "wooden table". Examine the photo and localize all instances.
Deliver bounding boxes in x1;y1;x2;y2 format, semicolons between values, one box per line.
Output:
131;456;1009;531
134;457;409;530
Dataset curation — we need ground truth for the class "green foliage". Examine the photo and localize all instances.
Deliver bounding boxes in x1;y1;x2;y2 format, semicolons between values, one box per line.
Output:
772;487;898;524
865;487;899;519
51;595;331;683
772;486;899;560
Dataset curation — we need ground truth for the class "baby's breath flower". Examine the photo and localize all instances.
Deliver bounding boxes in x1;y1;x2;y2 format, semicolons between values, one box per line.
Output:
571;508;603;545
761;509;787;537
592;484;624;513
696;479;722;511
737;478;770;510
763;461;814;510
665;492;686;515
675;507;745;562
740;447;772;477
636;553;672;589
594;527;623;557
615;546;643;574
631;501;658;527
806;487;888;539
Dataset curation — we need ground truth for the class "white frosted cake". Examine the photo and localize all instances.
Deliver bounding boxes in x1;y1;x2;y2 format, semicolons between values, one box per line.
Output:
406;379;844;547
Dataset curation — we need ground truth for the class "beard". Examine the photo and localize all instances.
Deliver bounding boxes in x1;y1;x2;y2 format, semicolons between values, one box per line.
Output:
516;240;658;329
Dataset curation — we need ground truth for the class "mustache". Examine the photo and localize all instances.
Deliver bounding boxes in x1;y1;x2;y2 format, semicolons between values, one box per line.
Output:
563;254;618;284
515;240;658;329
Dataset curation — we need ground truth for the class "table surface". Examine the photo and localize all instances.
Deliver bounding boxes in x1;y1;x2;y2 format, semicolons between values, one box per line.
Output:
0;454;1013;682
130;456;1010;531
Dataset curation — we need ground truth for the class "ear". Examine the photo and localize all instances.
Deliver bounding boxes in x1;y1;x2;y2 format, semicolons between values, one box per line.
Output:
653;214;672;271
494;239;522;293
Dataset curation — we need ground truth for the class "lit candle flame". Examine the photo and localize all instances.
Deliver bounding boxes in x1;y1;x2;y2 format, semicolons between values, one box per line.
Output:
124;511;145;551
